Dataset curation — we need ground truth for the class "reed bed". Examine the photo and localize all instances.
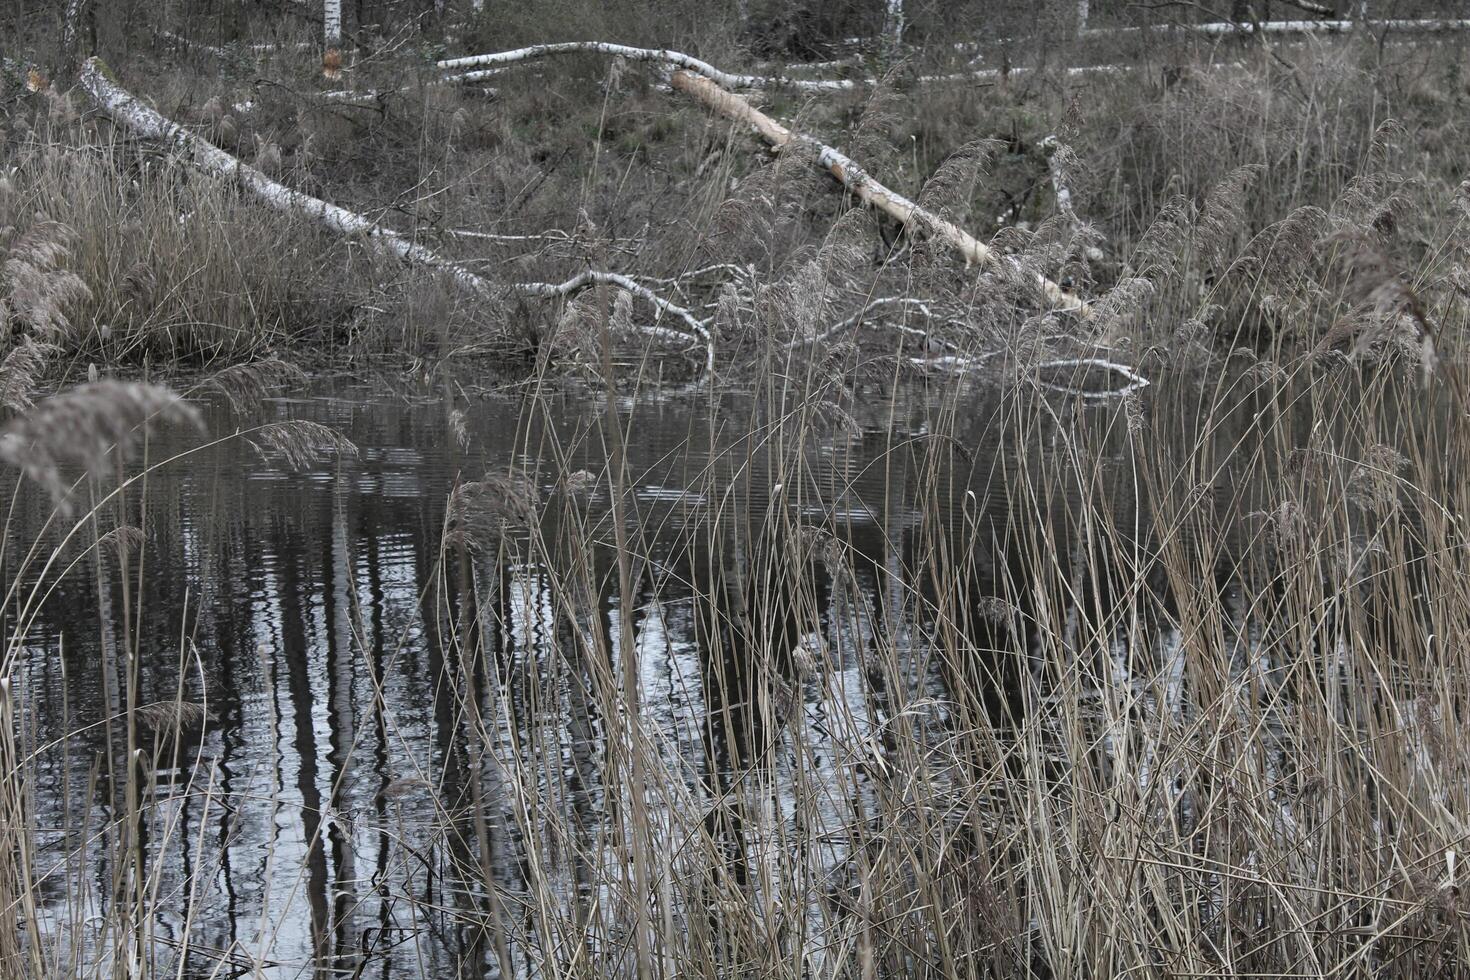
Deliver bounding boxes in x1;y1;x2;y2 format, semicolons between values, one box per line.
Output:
0;26;1469;980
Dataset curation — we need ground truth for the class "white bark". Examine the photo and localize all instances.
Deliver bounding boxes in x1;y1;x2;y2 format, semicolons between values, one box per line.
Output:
1040;135;1075;222
883;0;905;53
670;70;1089;315
438;41;864;92
79;59;492;295
1076;0;1090;34
62;0;89;63
1031;358;1150;399
1276;0;1334;15
324;0;342;47
1082;17;1470;38
438;40;1134;92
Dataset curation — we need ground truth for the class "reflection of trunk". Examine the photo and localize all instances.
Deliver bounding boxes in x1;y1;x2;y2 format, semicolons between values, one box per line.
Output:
417;543;476;971
279;541;331;967
362;531;398;963
451;540;515;980
324;484;358;970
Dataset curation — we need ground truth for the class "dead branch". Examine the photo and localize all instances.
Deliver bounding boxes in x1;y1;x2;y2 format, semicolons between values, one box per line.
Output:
512;271;714;376
670;70;1089;317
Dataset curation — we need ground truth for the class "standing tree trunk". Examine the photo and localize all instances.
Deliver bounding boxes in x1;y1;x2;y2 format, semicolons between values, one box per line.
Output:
883;0;904;55
323;0;343;77
1077;0;1090;34
61;0;94;70
324;0;342;46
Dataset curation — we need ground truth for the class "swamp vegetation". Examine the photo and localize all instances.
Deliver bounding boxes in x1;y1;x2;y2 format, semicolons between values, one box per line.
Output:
3;1;1470;977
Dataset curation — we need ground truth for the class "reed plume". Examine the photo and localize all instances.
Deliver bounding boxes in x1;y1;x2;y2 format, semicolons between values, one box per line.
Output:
247;420;359;470
2;219;91;341
0;379;201;510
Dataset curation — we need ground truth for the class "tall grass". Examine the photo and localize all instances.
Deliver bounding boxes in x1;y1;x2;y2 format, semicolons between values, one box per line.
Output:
1;32;1469;980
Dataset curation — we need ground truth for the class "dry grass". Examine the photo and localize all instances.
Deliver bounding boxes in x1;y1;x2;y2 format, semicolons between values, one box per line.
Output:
0;17;1469;980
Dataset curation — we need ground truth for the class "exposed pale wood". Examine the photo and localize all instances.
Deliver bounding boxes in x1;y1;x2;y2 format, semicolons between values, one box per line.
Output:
669;70;1089;316
439;41;1136;92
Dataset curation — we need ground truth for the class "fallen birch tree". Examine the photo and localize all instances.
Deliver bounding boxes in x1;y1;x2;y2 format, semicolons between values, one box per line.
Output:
438;41;864;92
669;70;1089;316
438;40;1137;93
80;59;493;295
513;272;714;375
1083;17;1470;38
77;58;715;374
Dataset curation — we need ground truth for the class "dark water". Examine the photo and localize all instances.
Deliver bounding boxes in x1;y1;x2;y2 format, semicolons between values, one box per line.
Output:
3;367;1419;978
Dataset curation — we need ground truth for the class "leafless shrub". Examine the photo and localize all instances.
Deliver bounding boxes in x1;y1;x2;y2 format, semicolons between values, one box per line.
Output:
194;359;307;414
1196;164;1264;272
132;699;212;732
915;139;999;223
1128;195;1196;282
96;524;145;558
2;219;91;340
448;408;469;449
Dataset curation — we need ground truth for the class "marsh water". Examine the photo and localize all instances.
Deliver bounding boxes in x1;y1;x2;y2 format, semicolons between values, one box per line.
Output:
4;367;1423;978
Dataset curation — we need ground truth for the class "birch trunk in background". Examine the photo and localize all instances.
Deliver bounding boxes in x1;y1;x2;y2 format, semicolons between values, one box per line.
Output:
670;70;1090;316
883;0;905;54
1076;0;1089;34
62;0;91;67
324;0;342;47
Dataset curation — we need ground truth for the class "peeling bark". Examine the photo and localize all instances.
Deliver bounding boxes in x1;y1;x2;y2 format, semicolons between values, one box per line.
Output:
439;41;864;92
513;272;715;376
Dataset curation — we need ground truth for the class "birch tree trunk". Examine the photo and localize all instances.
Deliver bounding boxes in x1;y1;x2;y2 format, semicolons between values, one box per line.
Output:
324;0;342;47
883;0;905;55
61;0;92;68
